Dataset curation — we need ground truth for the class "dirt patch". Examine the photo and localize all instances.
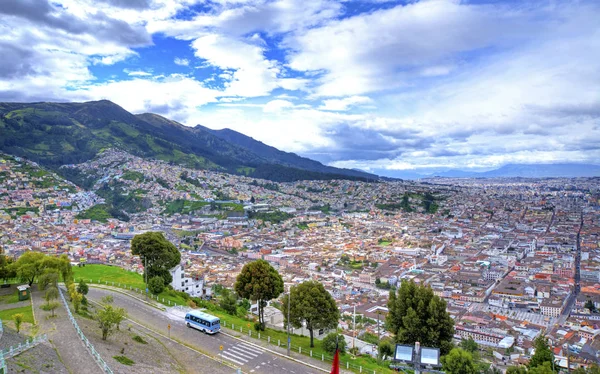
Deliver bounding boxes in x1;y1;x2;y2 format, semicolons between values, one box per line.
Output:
0;327;69;374
75;309;185;374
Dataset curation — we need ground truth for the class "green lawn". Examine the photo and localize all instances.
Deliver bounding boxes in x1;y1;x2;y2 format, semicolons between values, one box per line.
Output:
0;305;35;324
72;264;188;306
0;293;21;304
73;265;146;290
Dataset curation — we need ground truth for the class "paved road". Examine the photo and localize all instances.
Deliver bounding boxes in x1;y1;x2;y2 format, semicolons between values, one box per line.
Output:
86;287;325;374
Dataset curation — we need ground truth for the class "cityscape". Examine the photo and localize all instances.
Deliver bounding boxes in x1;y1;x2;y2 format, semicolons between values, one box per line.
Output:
1;147;599;373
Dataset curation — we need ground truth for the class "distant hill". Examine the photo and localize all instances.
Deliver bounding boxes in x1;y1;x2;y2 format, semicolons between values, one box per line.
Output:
0;100;379;183
203;125;376;180
389;164;600;179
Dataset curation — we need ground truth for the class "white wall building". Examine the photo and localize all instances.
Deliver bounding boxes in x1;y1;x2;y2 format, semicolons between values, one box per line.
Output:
169;264;210;298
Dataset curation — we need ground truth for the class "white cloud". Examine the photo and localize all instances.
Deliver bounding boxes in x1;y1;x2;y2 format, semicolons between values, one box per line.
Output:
263;99;294;113
123;69;152;77
285;0;544;97
174;57;190;66
319;96;373;111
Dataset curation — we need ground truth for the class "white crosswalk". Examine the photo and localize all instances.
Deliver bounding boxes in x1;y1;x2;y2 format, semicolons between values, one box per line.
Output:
218;342;265;366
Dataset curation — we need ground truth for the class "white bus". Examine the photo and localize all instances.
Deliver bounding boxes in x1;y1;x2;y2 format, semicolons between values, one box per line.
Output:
185;310;221;334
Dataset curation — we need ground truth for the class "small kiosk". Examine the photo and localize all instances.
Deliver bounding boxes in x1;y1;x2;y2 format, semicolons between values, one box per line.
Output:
17;285;30;301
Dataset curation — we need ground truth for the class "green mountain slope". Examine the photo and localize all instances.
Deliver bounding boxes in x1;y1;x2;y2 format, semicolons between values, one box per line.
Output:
0;100;378;183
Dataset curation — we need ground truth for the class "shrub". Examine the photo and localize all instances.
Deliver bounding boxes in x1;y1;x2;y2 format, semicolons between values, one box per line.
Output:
148;276;165;294
322;332;348;355
113;355;135;366
132;335;147;344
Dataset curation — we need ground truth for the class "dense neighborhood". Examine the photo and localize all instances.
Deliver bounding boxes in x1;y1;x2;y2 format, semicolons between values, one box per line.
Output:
1;150;600;371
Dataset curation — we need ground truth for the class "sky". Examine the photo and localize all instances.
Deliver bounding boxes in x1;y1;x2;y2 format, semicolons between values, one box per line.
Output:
0;0;599;177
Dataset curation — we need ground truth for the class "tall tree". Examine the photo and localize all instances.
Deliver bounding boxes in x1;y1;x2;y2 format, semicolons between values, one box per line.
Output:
0;247;16;283
13;251;46;286
282;280;340;347
529;336;555;371
131;232;181;286
442;348;477;374
234;259;283;330
386;280;454;354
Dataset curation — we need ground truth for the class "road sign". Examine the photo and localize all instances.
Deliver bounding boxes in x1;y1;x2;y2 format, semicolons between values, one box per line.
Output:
220;345;224;351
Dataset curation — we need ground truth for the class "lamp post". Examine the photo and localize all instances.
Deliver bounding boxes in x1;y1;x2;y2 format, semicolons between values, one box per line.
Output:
144;257;148;301
287;285;291;356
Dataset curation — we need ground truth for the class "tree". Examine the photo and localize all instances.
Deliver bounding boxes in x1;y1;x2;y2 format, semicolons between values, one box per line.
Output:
585;299;596;313
460;337;479;354
529;362;555;374
234;259;283;330
506;366;528;374
71;292;83;313
529;336;554;370
13;313;23;333
386;280;454;355
96;297;127;340
0;247;16;283
38;270;59;291
148;276;165;294
131;232;181;286
13;251;46;286
322;332;347;355
378;338;395;360
45;286;58;307
220;288;238;315
282;280;340;347
47;301;60;317
77;280;89;295
442;348;477;374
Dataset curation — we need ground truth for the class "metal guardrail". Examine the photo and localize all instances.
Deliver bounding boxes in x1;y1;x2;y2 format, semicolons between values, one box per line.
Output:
0;319;46;373
1;334;48;359
58;287;114;374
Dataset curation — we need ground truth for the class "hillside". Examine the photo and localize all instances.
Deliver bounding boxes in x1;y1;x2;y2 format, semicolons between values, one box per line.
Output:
203;126;376;180
0;100;379;183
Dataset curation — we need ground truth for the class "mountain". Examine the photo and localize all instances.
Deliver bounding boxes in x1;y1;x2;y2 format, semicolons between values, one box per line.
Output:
471;164;600;178
0;100;379;183
201;125;376;180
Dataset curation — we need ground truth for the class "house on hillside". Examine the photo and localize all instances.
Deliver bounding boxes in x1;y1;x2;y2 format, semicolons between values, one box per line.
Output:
169;264;211;298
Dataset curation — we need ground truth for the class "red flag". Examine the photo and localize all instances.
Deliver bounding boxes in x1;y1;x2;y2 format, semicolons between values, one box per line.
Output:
330;348;340;374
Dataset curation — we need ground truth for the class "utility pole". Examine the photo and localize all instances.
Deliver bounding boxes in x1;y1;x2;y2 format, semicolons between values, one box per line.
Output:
377;310;381;341
145;257;148;301
287;286;291;356
353;305;356;351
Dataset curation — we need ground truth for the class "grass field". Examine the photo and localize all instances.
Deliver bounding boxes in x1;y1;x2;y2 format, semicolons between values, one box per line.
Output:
72;264;188;306
0;293;21;304
0;305;35;324
73;264;146;290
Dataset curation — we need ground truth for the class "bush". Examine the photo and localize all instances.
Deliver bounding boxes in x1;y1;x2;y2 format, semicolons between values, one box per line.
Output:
322;332;347;355
253;322;265;331
148;276;165;294
132;335;148;344
113;355;135;366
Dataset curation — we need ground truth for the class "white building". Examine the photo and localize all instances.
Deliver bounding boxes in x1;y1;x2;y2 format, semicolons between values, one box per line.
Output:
169;265;210;298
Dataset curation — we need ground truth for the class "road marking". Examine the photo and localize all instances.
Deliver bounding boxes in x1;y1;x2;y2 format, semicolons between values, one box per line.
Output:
238;343;265;355
228;346;259;360
219;352;246;366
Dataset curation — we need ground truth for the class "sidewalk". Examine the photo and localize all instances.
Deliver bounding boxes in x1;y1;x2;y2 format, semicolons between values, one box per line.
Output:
31;286;104;374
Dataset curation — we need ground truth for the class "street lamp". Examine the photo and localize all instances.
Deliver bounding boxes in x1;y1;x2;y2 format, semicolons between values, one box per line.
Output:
287;284;291;356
